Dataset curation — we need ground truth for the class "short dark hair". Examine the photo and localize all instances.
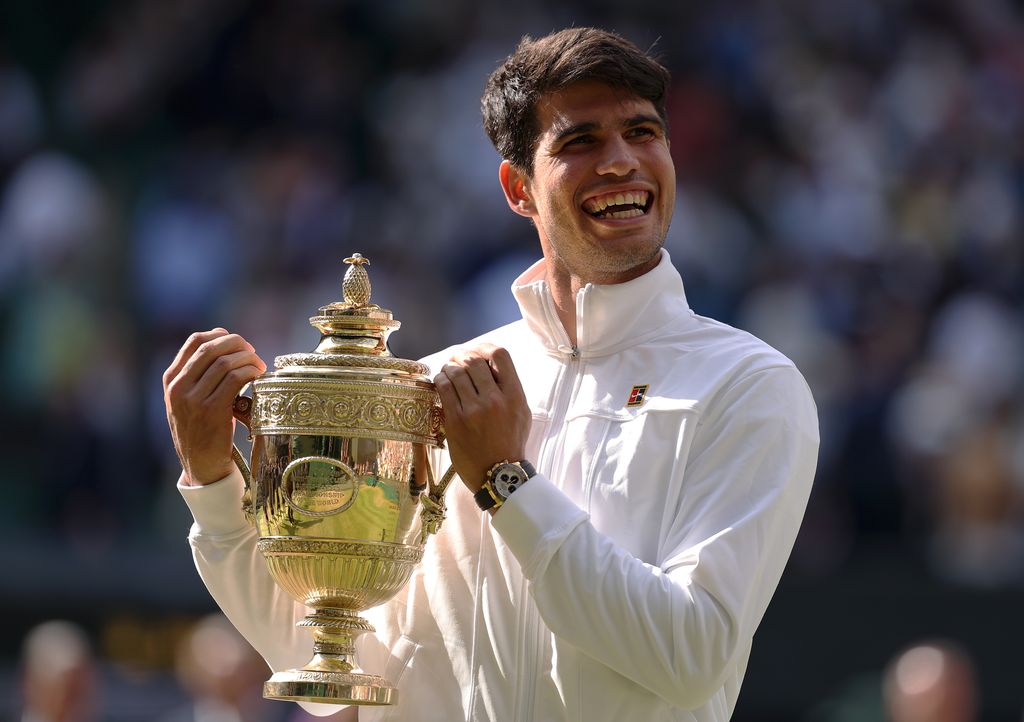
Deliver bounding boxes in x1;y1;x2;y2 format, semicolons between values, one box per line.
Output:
481;27;671;175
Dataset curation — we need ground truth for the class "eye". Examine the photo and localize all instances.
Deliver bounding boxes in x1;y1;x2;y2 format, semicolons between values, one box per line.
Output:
626;126;657;140
563;134;594;148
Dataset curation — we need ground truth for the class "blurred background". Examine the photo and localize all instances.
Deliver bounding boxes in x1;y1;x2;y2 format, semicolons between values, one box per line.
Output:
1;0;1022;719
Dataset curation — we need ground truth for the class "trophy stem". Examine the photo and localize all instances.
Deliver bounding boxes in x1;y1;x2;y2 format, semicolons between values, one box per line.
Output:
263;608;397;705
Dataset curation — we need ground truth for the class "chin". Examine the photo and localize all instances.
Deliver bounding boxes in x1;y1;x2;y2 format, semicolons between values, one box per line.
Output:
582;244;662;282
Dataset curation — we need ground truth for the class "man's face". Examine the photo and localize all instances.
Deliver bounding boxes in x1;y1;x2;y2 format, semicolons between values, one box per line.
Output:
504;81;675;286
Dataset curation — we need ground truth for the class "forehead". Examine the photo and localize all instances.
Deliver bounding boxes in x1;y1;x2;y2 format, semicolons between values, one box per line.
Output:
535;81;660;139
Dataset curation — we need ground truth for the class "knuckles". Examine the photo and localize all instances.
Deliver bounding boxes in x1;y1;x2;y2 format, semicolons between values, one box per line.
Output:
211;355;231;373
164;371;196;404
489;346;511;363
451;343;508;365
227;366;256;385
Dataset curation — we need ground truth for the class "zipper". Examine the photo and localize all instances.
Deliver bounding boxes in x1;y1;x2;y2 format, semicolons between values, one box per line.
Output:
514;287;587;722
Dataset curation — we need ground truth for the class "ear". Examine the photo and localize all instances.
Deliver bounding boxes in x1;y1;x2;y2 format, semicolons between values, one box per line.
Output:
499;160;534;218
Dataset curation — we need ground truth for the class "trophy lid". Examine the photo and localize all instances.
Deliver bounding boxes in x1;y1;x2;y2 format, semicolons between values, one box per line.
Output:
272;253;430;378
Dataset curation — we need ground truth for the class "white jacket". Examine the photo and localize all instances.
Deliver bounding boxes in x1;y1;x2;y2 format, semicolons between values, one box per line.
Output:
180;250;819;722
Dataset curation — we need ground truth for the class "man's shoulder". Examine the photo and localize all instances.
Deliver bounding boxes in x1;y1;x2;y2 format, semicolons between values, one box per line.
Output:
418;319;531;374
642;311;809;406
651;310;798;379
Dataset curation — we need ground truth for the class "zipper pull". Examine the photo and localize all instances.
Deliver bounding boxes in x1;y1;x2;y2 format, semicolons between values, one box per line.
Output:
557;344;579;359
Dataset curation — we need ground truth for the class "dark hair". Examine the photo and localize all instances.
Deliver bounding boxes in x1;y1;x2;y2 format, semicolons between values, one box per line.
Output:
481;27;671;175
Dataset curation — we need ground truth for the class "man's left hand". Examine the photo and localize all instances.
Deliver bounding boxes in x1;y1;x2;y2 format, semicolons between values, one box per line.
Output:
434;344;532;495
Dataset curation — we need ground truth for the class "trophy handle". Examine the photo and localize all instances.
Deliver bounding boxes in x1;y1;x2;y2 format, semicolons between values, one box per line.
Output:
419;462;458;543
232;393;256;526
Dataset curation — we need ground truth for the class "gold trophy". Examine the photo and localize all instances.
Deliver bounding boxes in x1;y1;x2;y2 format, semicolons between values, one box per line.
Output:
230;253;453;706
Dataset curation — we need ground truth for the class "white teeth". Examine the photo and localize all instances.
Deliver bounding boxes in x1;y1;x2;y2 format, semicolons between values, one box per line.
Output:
608;208;644;219
584;190;651;216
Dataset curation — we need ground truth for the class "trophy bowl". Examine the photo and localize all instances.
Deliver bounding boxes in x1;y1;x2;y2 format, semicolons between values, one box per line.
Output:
230;254;450;706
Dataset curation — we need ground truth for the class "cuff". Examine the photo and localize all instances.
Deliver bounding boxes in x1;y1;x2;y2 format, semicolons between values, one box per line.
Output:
177;467;250;537
490;473;588;580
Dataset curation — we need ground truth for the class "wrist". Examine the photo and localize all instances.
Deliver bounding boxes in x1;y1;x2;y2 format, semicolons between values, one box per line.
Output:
184;463;233;487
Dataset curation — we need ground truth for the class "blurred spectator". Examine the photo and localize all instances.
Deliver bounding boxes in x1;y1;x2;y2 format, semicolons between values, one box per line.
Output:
888;292;1024;586
160;613;286;722
882;641;978;722
17;620;99;722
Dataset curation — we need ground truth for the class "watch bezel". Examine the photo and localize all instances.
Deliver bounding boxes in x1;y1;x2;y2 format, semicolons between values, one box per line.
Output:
490;462;528;498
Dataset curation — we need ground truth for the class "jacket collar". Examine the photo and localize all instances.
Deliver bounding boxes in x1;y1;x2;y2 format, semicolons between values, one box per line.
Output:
511;249;692;358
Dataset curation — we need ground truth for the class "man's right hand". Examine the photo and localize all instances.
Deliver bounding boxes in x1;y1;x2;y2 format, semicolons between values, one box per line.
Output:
163;328;267;486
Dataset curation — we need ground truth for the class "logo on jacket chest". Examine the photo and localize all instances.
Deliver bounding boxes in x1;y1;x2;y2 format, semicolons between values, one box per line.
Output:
626;384;649;408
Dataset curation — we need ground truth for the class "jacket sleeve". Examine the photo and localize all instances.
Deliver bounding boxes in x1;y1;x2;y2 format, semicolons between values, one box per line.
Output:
491;364;819;710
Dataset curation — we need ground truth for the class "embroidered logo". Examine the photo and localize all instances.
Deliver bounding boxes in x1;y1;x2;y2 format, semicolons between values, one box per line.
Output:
626;384;649;408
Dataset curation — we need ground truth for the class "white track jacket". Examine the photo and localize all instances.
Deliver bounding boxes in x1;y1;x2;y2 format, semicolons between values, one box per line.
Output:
180;250;819;722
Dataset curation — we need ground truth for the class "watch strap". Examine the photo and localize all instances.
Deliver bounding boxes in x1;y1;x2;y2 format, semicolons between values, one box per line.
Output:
474;485;499;511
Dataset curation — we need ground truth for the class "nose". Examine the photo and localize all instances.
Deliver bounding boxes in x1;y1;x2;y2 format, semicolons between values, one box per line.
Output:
595;136;639;177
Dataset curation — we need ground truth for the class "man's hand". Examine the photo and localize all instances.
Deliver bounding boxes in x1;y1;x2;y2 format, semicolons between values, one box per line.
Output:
163;328;267;486
434;344;531;496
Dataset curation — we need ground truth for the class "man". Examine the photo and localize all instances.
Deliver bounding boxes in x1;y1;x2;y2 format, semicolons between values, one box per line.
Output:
165;28;819;722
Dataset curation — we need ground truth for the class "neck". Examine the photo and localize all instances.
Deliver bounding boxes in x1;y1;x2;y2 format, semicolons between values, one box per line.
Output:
542;252;663;348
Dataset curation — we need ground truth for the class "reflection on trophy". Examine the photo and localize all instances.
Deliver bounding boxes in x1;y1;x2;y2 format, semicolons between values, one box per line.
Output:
230;253;452;706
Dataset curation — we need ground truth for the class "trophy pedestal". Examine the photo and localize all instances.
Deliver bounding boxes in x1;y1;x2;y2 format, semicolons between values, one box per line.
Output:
262;608;397;705
264;669;396;705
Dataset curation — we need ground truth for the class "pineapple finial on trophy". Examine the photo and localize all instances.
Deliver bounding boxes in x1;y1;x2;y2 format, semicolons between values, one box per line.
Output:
342;253;372;307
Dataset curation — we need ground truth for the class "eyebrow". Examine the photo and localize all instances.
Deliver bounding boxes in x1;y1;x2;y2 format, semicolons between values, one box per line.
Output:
550;113;666;144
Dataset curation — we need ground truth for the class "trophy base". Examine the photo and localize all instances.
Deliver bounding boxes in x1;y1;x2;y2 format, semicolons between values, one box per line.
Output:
264;669;396;705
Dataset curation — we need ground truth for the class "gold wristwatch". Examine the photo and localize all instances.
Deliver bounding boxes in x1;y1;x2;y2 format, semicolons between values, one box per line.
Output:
474;459;536;511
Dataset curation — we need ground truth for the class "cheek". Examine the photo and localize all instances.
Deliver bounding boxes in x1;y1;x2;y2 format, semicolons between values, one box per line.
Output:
653;151;676;187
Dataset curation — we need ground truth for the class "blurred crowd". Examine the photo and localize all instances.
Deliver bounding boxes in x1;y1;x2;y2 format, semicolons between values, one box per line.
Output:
7;616;989;722
1;0;1023;717
12;614;322;721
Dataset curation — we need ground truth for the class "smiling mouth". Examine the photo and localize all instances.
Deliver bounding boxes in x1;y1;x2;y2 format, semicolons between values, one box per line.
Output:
583;190;652;219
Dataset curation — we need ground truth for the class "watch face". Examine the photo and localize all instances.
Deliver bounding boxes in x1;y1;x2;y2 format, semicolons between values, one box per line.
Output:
492;463;527;498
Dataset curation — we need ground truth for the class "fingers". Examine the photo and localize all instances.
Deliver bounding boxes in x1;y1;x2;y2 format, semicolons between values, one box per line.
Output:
465;356;497;393
433;367;464;415
163;328;227;390
434;344;525;418
449;355;497;395
163;329;266;487
483;346;525;399
190;349;267;403
453;344;525;400
431;344;531;494
176;333;257;388
164;330;267;416
436;355;496;413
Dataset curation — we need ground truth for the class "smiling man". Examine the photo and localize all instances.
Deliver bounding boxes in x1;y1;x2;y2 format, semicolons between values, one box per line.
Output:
168;27;819;722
